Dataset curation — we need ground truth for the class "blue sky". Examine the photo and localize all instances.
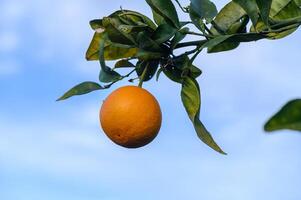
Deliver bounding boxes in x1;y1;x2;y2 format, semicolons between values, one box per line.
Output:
1;0;301;199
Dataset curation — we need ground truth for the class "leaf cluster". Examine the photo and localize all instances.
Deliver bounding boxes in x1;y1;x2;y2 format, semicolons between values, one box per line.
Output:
58;0;301;154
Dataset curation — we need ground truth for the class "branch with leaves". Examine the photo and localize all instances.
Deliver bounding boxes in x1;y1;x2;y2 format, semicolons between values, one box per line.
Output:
59;0;301;154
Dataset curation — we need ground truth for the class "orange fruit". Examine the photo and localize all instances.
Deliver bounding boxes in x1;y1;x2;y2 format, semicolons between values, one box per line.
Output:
100;86;162;148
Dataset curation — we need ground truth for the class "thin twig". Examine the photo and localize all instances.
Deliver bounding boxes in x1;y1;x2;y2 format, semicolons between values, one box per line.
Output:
174;0;188;13
204;24;213;35
105;69;136;88
185;31;212;38
175;39;208;49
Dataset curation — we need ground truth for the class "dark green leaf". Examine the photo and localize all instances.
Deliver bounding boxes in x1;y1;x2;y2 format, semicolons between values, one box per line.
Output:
265;99;301;132
233;0;259;25
102;17;137;45
136;50;163;60
115;60;135;68
152;23;177;44
98;33;122;83
57;82;104;101
190;65;202;78
151;9;167;26
208;42;240;53
136;60;159;81
137;31;163;52
227;32;266;42
208;15;249;53
295;0;301;6
99;68;121;83
156;67;164;81
163;65;183;83
256;0;272;26
146;0;180;28
181;77;226;154
189;6;207;32
203;35;233;52
163;56;202;82
208;32;266;53
173;55;190;70
170;28;189;50
190;0;218;22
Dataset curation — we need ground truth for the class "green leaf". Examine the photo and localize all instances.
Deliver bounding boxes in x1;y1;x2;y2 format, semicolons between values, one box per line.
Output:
156;67;164;81
190;0;218;22
227;32;266;42
209;13;249;53
137;31;163;52
270;0;291;18
181;77;200;121
208;16;249;53
273;0;301;21
207;42;240;53
115;60;135;68
170;28;189;50
295;0;301;6
203;35;233;52
86;32;138;61
118;10;157;30
174;55;201;77
163;55;202;83
103;44;138;61
146;0;180;28
256;0;272;26
98;33;122;83
136;60;159;81
251;0;301;39
57;82;104;101
265;99;301;132
99;68;121;83
86;32;107;61
208;32;267;53
190;65;203;78
152;23;177;44
269;1;301;39
136;50;163;60
151;9;167;26
227;15;250;34
181;76;226;154
102;17;137;45
89;19;104;30
163;65;183;83
233;0;259;25
211;2;246;34
189;7;207;32
118;24;149;33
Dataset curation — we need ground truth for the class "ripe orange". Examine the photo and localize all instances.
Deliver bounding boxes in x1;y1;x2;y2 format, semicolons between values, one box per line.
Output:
99;86;162;148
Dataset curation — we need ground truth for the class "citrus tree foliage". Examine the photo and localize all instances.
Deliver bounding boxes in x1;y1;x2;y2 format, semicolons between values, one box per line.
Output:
59;0;301;154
